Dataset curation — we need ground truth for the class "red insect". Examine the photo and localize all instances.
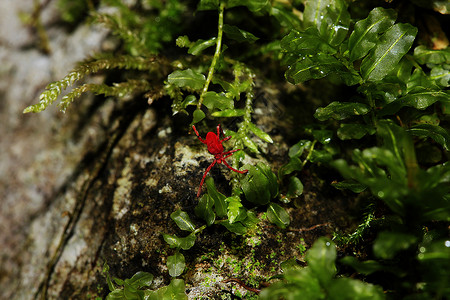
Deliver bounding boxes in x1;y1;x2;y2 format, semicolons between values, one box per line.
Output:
192;124;248;197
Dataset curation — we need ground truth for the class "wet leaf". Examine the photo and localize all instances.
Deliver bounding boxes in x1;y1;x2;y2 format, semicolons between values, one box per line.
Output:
195;194;215;226
211;108;245;117
286;176;303;198
306;237;336;286
223;24;259;43
267;202;290;229
361;23;417;82
248;122;273;143
205;176;227;217
348;7;397;62
241;165;271;205
202;91;234;110
414;45;450;65
163;232;196;250
373;231;417;259
286;53;344;84
256;162;279;198
314;101;370;121
337;123;375;140
281;28;336;55
167;251;185;277
220;220;247;235
188;37;216;55
170;209;195;232
226;196;243;224
167;69;206;90
408;124;450;151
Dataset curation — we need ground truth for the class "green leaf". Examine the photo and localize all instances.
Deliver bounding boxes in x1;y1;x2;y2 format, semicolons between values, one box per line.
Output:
220;220;247;235
303;0;350;46
400;89;450;110
414;45;450;65
223;24;259;43
205;176;227;217
281;28;336;55
286;176;303;198
163;232;196;250
256;162;279;198
211;108;245;117
314;101;370;121
312;129;333;144
167;251;185;277
163;279;187;300
328;278;385;300
197;0;219;11
192;109;205;124
306;237;337;286
361;23;417;82
241;165;271;205
430;65;450;87
348;7;397;62
126;272;153;289
408;124;450;151
194;194;216;226
278;156;303;178
167;69;206;90
188;37;217;55
226;196;243;224
248;122;273;143
289;140;312;158
106;290;125;300
332;179;367;193
285;54;343;84
170;209;196;232
202;91;234;110
340;256;386;276
337;123;375;140
227;0;269;12
373;231;417;259
267;203;290;229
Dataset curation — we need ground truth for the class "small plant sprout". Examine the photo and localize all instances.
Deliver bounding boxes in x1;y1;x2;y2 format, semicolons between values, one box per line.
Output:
192;124;248;197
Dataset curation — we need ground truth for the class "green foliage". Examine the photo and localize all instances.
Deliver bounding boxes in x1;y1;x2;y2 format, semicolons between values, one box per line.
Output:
259;238;385;299
103;262;187;300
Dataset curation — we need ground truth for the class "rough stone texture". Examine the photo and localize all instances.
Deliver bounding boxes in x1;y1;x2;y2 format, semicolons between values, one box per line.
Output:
0;1;355;299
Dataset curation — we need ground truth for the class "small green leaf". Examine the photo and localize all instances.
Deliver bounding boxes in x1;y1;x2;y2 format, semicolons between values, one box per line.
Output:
361;23;417;82
127;272;153;289
312;129;333;144
332;180;367;193
170;209;196;232
168;69;206;90
202;91;234;110
163;232;196;250
373;231;417;259
205;176;227;217
163;279;188;300
285;54;343;84
305;237;336;286
408;124;450;151
314;101;370;121
328;278;385;300
340;256;385;276
414;45;450;65
223;24;259;43
281;28;336;55
194;194;215;226
267;203;290;229
188;38;217;55
220;220;247;235
226;196;243;224
197;0;219;11
256;162;279;198
241;165;271;205
337;124;374;140
430;66;450;87
248;122;273;143
288;140;312;158
286;176;303;198
167;251;186;277
106;290;125;300
192;109;205;124
348;7;397;62
211;108;245;117
278;156;303;178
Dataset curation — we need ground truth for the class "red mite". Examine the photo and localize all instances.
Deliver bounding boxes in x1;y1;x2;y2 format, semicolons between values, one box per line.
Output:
192;124;248;197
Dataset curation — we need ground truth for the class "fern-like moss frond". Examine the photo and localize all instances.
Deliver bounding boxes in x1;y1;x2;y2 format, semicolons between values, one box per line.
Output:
58;79;152;112
23;55;157;113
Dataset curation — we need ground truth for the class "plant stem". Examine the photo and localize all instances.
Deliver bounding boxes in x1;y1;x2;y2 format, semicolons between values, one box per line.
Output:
197;2;225;110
